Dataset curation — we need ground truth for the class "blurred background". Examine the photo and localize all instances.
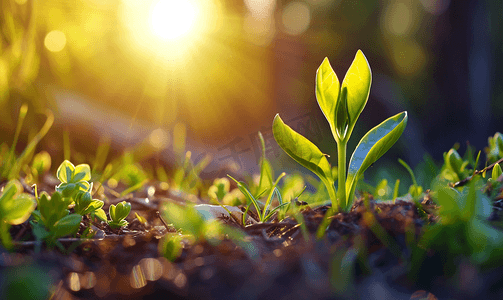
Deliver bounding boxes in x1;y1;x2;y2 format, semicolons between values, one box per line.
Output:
1;0;502;187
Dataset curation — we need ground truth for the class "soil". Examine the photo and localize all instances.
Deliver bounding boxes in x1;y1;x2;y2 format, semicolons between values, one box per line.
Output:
2;176;503;300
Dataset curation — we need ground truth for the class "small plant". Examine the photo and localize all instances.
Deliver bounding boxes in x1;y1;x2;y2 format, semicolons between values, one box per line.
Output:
398;158;424;198
410;177;503;278
273;50;407;212
55;160;106;221
159;202;258;261
73;191;106;221
108;201;131;229
30;191;82;248
441;148;470;182
228;173;288;223
486;132;503;164
56;160;92;197
0;180;36;249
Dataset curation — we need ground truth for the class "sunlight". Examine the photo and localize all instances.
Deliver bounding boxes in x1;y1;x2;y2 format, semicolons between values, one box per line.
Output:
150;0;198;41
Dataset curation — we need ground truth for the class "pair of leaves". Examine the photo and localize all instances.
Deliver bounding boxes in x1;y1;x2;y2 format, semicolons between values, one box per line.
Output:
108;201;131;229
0;180;36;225
56;160;92;197
316;50;371;143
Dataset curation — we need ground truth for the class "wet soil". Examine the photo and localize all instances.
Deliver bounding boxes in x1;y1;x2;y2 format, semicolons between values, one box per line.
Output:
2;177;503;300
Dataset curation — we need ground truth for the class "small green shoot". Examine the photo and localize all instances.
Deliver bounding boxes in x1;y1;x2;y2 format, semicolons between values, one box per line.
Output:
56;160;92;197
393;179;400;202
398;158;423;198
0;180;36;249
273;50;407;212
442;148;470;182
31;191;82;248
492;163;502;181
108;201;131;229
160;202;258;261
228;174;289;223
73;191;105;219
486;132;503;164
411;177;502;277
29;151;51;183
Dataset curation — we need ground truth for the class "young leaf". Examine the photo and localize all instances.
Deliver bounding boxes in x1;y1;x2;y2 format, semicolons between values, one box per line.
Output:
492;163;502;181
115;201;131;220
52;214;82;238
73;163;91;182
93;208;107;222
346;111;408;208
257;132;273;193
341;50;372;140
316;57;341;141
2;194;36;225
57;160;74;183
272;114;334;187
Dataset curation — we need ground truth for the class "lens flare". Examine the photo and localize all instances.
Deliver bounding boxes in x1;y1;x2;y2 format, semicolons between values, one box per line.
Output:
150;0;198;40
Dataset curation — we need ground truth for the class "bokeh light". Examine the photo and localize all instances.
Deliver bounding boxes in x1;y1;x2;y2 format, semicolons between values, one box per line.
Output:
243;0;276;46
44;30;67;52
382;2;414;37
281;1;311;36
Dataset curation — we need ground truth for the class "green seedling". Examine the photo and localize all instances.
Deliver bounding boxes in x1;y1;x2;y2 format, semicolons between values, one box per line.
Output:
441;148;470;182
73;191;105;220
228;174;289;223
410;177;503;278
487;163;503;195
486;132;503;164
31;191;82;247
208;178;231;203
160;202;258;261
398;158;423;198
273;50;407;212
0;180;36;249
29;151;52;183
207;177;241;206
492;163;502;181
56;160;92;198
108;201;131;229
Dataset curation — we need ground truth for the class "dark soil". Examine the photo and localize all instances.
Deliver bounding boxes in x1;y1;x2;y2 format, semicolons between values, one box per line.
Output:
2;176;503;300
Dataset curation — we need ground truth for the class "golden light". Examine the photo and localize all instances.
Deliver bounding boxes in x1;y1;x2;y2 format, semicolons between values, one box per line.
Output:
116;0;274;141
44;30;67;52
150;0;198;41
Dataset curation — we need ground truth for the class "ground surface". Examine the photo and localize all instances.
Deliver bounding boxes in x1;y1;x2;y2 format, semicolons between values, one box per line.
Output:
2;176;503;300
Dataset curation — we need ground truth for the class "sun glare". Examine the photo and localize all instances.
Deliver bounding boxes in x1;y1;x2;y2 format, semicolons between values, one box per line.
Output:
150;0;198;41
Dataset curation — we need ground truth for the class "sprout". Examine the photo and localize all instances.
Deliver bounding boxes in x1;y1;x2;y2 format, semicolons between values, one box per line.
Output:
273;50;407;213
108;201;131;229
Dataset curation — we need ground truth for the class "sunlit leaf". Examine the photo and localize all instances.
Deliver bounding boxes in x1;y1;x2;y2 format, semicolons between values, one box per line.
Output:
93;208;107;222
316;57;341;141
73;163;91;182
2;193;36;225
272;114;333;184
341;50;371;139
57;160;74;183
346;111;408;208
